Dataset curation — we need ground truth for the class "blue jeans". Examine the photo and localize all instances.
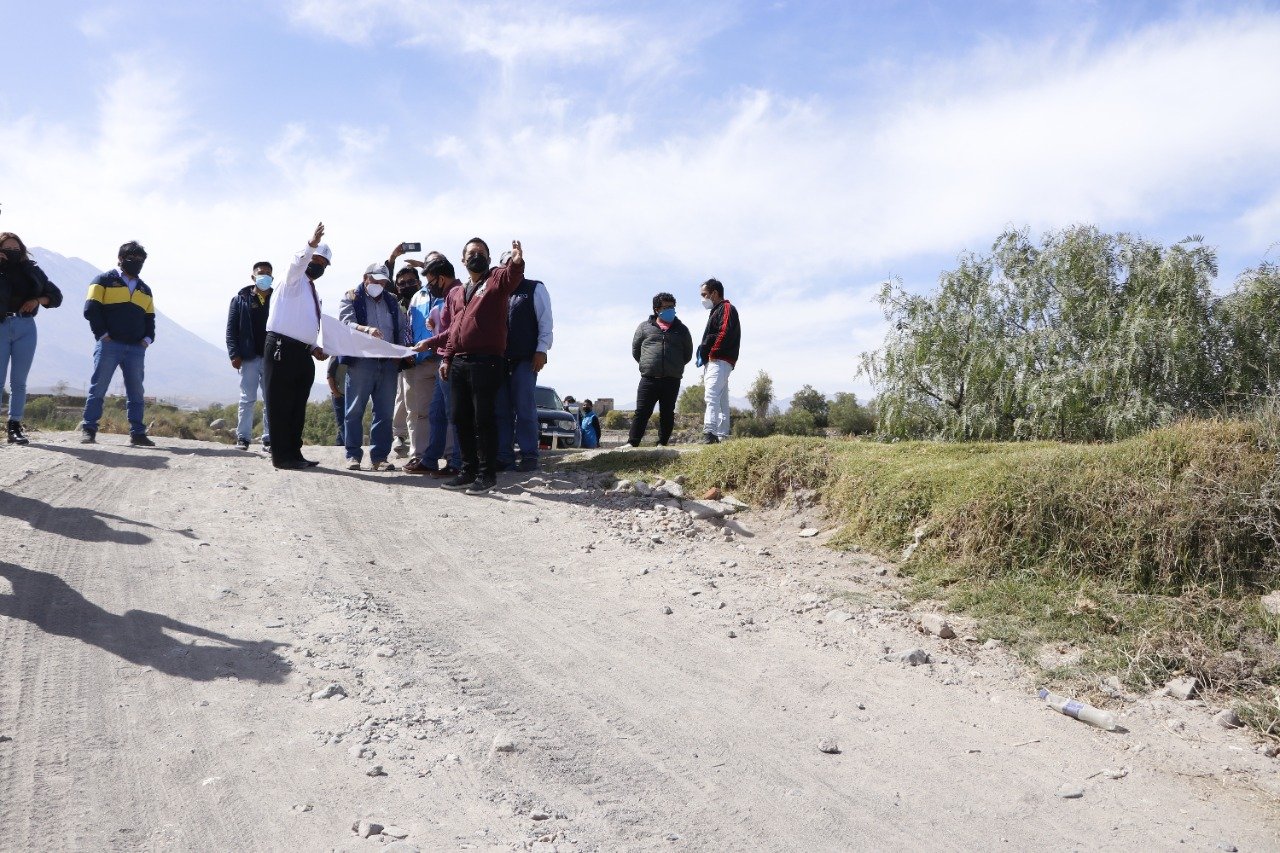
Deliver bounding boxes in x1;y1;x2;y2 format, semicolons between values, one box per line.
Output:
494;358;539;466
81;338;147;435
237;356;270;443
423;371;461;470
344;358;398;463
331;394;345;445
0;316;38;420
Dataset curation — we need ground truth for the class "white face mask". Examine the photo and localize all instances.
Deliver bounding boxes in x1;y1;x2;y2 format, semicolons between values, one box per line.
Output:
366;283;385;298
701;297;714;310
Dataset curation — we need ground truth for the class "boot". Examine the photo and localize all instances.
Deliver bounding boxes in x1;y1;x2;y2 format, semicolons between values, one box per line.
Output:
7;420;29;445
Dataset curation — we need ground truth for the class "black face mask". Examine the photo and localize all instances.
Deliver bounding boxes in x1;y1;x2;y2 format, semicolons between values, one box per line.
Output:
120;257;145;276
0;251;18;266
465;255;489;275
305;262;326;280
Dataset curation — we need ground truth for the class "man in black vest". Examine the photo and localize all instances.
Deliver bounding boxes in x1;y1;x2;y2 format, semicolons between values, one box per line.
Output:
494;274;553;472
338;263;411;471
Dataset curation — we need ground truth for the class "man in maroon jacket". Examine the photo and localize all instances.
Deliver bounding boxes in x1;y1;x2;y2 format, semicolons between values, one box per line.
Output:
438;237;524;493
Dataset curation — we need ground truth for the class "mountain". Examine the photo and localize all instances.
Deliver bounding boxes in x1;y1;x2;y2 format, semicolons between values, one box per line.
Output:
22;248;241;408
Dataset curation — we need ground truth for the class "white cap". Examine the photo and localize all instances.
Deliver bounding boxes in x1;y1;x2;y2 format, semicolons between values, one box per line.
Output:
364;262;390;282
313;243;332;262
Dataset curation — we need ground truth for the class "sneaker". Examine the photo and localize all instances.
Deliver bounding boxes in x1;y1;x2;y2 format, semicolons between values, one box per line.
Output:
236;438;250;450
130;433;156;447
442;473;476;491
432;464;459;478
371;460;396;472
393;436;409;457
80;429;96;444
701;432;719;444
7;420;29;445
262;440;271;452
347;460;362;470
515;458;539;473
466;476;497;494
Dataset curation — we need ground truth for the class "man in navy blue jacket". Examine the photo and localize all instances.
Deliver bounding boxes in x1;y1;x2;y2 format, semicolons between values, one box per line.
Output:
80;241;156;446
226;261;274;450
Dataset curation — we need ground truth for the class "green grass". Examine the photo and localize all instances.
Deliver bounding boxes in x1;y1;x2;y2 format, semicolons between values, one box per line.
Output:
568;423;1280;735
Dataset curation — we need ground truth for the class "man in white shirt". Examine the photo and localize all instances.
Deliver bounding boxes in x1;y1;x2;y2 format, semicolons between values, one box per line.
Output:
263;222;330;470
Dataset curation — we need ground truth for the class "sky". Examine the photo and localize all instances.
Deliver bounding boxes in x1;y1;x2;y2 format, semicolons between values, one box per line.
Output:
3;0;1280;406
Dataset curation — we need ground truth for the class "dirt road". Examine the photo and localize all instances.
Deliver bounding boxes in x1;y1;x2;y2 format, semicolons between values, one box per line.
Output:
1;433;1277;851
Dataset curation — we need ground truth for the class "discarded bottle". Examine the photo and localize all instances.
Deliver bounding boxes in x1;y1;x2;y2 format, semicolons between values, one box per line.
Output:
1038;688;1117;731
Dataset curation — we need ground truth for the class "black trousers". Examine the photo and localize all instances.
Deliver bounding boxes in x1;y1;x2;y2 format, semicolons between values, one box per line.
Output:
450;355;504;479
629;375;681;446
263;333;315;466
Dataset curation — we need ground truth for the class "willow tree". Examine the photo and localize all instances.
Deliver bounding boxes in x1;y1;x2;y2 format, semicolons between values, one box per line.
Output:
862;226;1224;441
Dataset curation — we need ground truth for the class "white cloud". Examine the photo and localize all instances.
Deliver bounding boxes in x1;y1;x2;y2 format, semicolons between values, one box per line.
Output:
5;10;1280;408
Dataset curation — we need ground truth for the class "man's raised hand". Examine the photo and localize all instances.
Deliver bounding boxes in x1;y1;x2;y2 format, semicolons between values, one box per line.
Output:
310;222;325;248
509;240;522;265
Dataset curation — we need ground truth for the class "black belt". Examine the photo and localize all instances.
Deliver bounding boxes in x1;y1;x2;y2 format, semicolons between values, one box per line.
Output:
266;332;313;350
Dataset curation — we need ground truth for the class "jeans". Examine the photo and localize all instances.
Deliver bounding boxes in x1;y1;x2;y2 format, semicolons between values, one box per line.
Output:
450;355;503;479
494;357;539;466
0;316;38;421
81;337;147;435
331;394;346;445
629;375;681;446
344;358;399;463
236;356;270;443
703;359;733;438
423;370;461;470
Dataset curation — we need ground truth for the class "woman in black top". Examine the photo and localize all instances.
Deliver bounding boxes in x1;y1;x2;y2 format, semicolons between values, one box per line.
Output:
0;232;64;444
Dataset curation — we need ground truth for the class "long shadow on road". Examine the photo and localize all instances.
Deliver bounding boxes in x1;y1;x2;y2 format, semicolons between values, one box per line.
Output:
0;561;290;683
36;443;170;471
0;492;159;545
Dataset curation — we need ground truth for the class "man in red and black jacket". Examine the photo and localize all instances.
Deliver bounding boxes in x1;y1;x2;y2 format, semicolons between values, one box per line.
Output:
437;237;525;493
696;277;740;444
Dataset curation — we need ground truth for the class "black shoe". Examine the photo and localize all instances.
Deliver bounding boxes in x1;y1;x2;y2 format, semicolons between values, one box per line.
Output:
262;441;271;451
273;459;309;470
515;458;539;473
466;476;497;494
702;432;719;444
80;429;96;444
235;438;250;450
130;433;156;447
302;457;320;467
7;420;28;445
442;473;476;491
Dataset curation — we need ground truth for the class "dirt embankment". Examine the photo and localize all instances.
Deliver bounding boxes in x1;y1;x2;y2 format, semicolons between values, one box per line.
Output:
1;433;1277;851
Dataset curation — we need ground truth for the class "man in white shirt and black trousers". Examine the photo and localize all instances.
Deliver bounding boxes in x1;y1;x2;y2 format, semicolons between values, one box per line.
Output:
264;222;330;470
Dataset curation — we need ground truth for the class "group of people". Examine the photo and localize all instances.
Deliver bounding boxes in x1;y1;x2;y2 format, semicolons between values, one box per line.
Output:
224;223;553;493
0;223;742;476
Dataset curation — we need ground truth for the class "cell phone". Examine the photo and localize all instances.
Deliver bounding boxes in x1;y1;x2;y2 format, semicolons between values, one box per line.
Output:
401;242;421;253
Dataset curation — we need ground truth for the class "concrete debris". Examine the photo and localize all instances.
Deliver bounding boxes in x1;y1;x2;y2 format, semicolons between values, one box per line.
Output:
919;613;956;639
816;737;841;754
1213;709;1243;729
1165;677;1199;701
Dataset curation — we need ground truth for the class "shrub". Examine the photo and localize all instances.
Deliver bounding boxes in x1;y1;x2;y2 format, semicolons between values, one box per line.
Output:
604;409;631;430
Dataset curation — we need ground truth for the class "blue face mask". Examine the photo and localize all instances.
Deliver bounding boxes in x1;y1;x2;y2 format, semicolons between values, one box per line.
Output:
657;308;676;322
255;275;273;291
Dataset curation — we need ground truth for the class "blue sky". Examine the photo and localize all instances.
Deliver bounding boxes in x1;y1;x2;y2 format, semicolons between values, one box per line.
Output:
4;1;1280;405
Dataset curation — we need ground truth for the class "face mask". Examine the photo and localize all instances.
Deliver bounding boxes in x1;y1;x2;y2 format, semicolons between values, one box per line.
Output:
0;251;17;266
397;280;418;295
366;283;385;298
657;308;676;322
254;274;273;291
701;297;714;310
305;262;326;280
120;257;145;276
465;254;489;275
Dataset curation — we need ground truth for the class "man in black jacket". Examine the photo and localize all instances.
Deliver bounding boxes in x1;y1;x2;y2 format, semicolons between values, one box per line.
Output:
696;278;740;444
79;241;156;446
226;261;274;450
629;292;693;446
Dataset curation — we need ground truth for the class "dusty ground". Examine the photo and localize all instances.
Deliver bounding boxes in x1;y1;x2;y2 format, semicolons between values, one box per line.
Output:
1;432;1278;852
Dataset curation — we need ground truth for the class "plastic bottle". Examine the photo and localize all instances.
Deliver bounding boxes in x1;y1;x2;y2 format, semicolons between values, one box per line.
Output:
1038;688;1117;731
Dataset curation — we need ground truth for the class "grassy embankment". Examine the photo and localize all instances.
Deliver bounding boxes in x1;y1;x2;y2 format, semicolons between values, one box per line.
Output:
569;419;1280;735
